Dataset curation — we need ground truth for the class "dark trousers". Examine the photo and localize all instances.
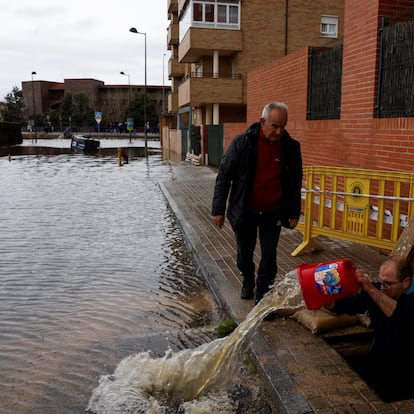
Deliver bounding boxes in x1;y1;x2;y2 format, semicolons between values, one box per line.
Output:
346;352;414;403
235;211;282;302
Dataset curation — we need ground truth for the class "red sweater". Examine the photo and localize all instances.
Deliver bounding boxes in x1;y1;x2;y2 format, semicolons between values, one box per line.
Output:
247;129;283;214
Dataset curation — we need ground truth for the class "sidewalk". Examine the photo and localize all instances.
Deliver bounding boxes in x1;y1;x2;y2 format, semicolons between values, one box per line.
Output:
160;162;414;413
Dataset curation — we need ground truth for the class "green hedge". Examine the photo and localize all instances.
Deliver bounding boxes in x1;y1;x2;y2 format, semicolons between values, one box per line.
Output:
0;122;23;146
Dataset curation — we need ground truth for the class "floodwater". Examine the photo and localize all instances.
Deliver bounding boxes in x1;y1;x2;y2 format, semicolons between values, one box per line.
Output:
0;140;226;413
87;271;304;413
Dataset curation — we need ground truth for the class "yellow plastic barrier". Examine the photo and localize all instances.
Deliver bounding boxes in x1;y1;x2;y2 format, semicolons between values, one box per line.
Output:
292;167;414;256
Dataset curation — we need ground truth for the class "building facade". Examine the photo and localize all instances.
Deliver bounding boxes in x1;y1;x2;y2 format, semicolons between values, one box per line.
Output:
165;0;344;164
228;0;414;174
21;78;170;131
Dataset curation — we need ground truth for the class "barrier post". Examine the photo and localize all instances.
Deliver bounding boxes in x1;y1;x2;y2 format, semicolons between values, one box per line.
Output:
292;167;323;256
118;147;122;166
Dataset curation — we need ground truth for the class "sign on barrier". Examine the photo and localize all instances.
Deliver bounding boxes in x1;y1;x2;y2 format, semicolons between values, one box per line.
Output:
345;178;370;235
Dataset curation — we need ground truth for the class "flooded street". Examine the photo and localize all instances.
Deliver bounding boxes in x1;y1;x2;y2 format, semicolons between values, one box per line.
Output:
0;143;226;413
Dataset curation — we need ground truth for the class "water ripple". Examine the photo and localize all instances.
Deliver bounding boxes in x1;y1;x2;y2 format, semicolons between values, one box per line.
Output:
0;150;223;414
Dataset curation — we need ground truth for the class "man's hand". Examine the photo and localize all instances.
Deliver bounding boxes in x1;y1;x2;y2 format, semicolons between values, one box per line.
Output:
323;301;336;311
355;269;373;292
355;269;397;317
212;215;225;228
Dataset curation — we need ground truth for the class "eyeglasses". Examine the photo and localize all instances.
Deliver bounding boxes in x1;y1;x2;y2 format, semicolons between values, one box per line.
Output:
376;279;401;289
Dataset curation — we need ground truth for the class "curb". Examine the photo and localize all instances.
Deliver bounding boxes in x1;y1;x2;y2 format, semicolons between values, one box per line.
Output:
159;180;313;413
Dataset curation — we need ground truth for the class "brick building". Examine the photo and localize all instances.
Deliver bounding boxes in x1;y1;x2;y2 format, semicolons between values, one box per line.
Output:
229;0;414;173
21;78;170;130
165;0;345;164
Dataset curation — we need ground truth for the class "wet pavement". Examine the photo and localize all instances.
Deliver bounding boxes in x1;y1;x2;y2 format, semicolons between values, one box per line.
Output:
161;162;414;414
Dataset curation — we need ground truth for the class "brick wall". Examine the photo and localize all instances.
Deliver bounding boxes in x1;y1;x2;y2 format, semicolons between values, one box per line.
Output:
223;0;414;173
223;122;247;150
247;48;309;124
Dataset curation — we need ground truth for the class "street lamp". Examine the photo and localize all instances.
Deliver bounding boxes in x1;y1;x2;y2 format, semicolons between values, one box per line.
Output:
31;71;37;142
129;27;147;157
120;71;131;111
120;71;132;142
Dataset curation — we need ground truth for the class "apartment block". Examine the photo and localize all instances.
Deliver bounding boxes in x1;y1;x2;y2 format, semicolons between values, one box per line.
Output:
166;0;344;164
241;0;414;174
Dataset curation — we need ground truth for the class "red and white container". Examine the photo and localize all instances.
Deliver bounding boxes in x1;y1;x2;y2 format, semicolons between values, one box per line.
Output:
297;259;360;310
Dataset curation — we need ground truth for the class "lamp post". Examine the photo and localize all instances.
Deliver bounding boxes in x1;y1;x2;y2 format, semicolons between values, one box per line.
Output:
31;71;37;142
120;71;132;142
129;27;147;157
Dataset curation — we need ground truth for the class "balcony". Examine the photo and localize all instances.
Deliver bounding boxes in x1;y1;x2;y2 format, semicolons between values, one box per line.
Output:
168;90;179;113
178;73;243;107
168;0;178;14
167;22;179;46
169;56;186;78
179;27;242;63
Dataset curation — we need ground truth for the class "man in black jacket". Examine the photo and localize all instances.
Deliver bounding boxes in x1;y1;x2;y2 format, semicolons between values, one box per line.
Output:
211;101;303;305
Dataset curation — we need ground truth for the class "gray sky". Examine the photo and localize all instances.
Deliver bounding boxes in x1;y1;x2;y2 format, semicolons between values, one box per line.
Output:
0;1;171;100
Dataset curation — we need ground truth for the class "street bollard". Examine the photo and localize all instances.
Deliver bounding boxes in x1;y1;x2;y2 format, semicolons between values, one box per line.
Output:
118;147;123;166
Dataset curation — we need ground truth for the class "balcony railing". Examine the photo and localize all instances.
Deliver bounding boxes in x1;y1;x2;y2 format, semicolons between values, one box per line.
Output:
180;72;242;84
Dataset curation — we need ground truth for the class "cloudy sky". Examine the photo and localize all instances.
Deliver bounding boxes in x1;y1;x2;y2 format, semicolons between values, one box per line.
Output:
0;1;171;100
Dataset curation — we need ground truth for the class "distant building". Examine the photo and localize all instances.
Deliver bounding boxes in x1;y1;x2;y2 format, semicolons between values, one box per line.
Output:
21;78;170;128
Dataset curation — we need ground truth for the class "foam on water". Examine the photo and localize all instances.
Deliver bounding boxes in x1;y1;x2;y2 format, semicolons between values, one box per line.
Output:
87;269;305;413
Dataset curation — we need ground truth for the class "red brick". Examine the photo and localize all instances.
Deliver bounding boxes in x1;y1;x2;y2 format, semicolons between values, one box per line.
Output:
224;0;414;172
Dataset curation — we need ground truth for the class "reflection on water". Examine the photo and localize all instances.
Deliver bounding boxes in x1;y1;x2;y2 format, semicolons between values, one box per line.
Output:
1;137;161;158
0;144;223;414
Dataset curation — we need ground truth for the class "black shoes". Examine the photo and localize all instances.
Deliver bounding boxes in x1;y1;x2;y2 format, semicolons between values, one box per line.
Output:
241;284;254;300
241;287;276;320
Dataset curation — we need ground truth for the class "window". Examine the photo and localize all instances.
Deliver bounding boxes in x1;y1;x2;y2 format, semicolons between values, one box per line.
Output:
321;15;338;38
193;3;203;21
228;5;238;24
191;1;240;28
181;0;240;41
193;3;203;22
205;3;215;22
217;5;227;23
217;3;239;24
193;2;215;24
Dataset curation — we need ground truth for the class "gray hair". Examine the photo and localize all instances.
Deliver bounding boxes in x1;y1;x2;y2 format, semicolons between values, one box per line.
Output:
262;101;289;120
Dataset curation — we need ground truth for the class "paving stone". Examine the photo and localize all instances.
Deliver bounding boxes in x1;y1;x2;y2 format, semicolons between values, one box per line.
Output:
160;163;414;413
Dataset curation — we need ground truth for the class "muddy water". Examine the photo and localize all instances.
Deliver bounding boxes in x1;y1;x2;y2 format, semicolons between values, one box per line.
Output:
0;146;224;413
87;271;304;413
